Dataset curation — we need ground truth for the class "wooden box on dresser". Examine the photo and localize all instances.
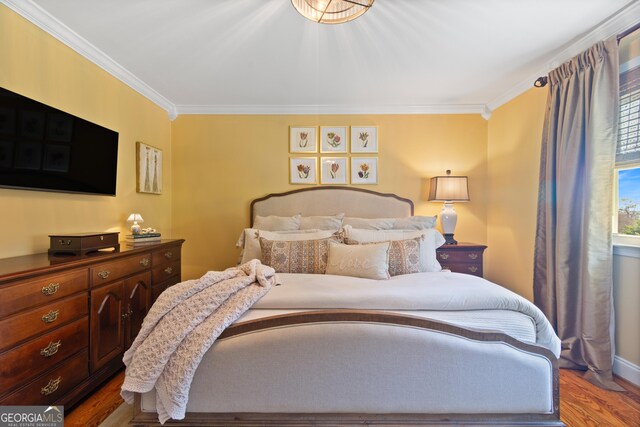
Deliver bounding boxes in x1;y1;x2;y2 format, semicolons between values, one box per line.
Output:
436;242;487;277
0;239;184;408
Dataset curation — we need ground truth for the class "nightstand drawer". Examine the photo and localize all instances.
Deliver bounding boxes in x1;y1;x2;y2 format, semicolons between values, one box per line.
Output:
91;253;152;285
441;263;483;277
437;243;487;278
436;250;483;264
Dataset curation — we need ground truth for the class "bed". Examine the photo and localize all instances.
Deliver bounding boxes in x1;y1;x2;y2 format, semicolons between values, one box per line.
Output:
130;186;563;426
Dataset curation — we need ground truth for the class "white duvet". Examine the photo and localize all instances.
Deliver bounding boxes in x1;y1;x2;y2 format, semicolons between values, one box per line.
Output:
246;271;561;357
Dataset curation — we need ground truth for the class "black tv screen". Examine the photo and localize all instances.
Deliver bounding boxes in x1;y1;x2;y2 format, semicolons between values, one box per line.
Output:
0;87;118;196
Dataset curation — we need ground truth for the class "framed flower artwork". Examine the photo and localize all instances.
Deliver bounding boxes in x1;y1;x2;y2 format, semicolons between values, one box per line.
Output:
320;126;347;153
290;157;317;184
351;157;378;185
320;157;348;185
289;127;317;153
350;126;377;153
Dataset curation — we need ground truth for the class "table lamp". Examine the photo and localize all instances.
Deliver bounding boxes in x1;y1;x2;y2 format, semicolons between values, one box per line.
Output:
428;170;470;245
127;213;144;235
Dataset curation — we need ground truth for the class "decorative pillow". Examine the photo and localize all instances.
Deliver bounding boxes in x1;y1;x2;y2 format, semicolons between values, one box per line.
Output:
260;236;340;274
393;215;437;230
240;229;335;264
325;241;390;280
344;227;445;272
299;213;345;230
253;214;301;231
342;217;396;230
345;237;422;277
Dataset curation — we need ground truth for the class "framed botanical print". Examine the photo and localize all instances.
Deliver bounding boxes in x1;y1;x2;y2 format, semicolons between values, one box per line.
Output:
320;126;347;153
290;127;317;153
350;126;378;153
137;141;163;194
320;157;348;184
290;157;317;184
351;157;378;185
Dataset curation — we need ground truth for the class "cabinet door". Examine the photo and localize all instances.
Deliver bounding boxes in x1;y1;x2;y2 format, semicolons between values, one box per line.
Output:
90;281;124;372
124;272;151;349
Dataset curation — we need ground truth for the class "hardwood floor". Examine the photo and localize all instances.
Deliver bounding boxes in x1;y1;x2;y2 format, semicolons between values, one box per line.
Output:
65;369;639;426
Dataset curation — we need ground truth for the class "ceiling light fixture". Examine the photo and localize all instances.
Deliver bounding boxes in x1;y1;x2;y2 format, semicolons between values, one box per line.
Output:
291;0;374;24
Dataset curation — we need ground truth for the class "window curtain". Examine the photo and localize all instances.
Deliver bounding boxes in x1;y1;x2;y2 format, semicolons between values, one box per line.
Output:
533;37;623;390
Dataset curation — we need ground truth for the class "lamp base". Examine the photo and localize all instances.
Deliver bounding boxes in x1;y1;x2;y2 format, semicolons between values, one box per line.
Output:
443;233;458;245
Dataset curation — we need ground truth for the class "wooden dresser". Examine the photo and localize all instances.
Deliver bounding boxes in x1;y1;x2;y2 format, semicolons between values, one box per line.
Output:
0;239;184;408
436;242;487;277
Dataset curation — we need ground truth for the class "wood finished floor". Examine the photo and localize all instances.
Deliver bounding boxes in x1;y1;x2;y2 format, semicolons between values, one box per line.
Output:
64;369;640;427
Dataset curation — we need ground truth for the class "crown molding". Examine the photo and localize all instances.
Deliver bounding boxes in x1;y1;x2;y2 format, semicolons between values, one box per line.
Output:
487;1;640;112
1;0;177;120
175;103;490;117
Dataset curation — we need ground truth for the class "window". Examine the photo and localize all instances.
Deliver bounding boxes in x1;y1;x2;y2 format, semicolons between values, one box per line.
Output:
614;28;640;246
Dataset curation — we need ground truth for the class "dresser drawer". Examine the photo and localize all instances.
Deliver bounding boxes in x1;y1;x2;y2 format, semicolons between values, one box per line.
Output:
91;253;152;286
0;293;88;351
152;276;180;302
436;250;483;264
152;245;182;265
0;318;88;392
0;349;89;405
152;260;181;284
0;269;87;319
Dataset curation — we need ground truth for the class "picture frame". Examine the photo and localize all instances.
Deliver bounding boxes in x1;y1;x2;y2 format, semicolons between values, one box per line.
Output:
137;141;163;194
290;157;317;185
320;126;347;153
0;141;14;168
0;107;16;136
43;144;71;172
14;142;43;170
20;111;45;140
290;127;317;153
350;126;378;153
351;157;378;185
47;113;74;142
320;157;348;185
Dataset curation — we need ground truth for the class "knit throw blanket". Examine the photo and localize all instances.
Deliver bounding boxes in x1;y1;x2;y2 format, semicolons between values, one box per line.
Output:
121;260;276;424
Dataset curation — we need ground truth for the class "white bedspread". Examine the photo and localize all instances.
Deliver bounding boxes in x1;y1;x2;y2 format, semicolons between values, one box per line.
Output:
248;271;561;357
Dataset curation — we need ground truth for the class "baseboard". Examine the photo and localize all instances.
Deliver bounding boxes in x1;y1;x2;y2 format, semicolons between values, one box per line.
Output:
613;355;640;387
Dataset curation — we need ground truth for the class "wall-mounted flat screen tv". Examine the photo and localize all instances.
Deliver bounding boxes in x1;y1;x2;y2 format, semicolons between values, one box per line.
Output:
0;87;118;196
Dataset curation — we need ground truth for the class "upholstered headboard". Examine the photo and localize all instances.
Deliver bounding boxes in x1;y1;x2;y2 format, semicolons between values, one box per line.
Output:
250;187;414;226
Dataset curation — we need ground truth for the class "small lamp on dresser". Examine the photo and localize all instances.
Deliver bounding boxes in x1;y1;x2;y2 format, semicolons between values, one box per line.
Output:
428;170;470;245
127;213;144;235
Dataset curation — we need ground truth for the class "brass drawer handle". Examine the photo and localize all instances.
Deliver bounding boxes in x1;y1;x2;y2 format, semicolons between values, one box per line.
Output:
40;340;62;357
164;251;173;259
468;253;479;260
122;312;130;320
41;376;62;396
140;258;150;267
42;309;60;324
440;253;449;260
97;270;111;279
58;239;72;246
164;267;173;275
468;266;478;273
41;283;60;296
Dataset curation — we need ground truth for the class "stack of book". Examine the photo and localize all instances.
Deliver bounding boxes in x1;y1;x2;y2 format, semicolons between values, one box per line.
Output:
125;232;161;246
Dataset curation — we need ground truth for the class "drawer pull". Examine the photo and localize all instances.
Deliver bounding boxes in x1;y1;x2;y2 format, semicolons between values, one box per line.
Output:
122;312;130;320
42;309;60;324
468;253;479;260
468;266;478;273
97;270;111;279
164;267;173;275
439;253;449;260
164;251;173;259
140;258;150;267
41;376;62;396
41;283;60;296
40;340;62;357
58;239;72;246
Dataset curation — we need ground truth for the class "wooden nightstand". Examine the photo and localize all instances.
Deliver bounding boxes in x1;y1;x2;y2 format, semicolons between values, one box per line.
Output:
436;243;487;277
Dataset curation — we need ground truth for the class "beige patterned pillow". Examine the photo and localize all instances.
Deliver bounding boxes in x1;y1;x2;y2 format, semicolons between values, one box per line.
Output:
345;237;422;277
325;241;390;280
259;236;339;274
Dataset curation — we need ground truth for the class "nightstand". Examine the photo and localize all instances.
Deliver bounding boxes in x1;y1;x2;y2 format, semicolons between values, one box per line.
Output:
436;243;487;277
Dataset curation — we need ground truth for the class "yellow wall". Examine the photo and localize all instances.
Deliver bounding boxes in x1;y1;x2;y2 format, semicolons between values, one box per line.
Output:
0;5;172;258
172;114;487;278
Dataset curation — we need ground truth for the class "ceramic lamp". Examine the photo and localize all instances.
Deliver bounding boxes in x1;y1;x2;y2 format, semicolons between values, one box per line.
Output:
428;170;470;245
127;213;144;235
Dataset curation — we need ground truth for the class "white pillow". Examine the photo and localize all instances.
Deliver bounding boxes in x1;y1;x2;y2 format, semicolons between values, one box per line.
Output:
344;226;445;272
253;214;301;231
241;229;337;264
393;215;437;230
342;217;396;230
325;241;390;280
300;214;345;230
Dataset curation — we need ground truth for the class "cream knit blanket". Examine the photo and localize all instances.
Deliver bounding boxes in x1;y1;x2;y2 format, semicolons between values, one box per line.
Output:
121;260;276;424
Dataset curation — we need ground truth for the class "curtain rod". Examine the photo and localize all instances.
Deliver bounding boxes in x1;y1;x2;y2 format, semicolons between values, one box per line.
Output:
534;22;640;88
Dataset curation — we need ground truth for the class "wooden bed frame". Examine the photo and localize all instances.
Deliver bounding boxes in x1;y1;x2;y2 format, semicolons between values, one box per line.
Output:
131;187;563;426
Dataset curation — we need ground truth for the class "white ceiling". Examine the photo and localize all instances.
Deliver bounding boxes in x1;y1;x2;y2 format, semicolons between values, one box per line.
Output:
5;0;640;118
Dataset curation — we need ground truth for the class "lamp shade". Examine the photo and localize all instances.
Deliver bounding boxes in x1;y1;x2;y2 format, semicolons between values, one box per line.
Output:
291;0;374;24
428;175;470;202
127;213;144;223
